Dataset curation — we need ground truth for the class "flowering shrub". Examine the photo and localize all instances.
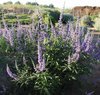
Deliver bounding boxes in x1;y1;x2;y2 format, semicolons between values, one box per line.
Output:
0;10;98;95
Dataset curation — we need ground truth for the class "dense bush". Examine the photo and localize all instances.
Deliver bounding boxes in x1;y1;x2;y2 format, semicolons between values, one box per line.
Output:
62;14;73;24
0;10;98;95
48;10;60;24
42;9;60;24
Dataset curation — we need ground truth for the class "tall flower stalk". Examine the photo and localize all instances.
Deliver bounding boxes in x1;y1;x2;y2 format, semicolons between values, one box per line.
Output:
37;34;45;72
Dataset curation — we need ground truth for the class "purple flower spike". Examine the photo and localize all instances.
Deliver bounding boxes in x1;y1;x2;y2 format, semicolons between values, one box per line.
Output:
50;20;56;38
6;64;18;80
39;57;45;72
37;38;45;72
28;29;34;41
82;31;93;52
38;39;42;64
71;52;80;62
8;30;14;46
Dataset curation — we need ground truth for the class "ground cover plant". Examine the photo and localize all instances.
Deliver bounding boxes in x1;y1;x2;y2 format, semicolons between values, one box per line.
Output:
0;8;99;95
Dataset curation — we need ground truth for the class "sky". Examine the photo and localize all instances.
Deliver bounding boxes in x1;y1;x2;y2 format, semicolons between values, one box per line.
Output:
0;0;100;8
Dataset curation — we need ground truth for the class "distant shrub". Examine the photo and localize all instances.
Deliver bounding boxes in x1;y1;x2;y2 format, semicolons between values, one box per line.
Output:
4;13;17;19
26;2;32;5
48;10;60;24
3;1;13;5
62;14;74;24
46;11;73;24
90;15;98;21
19;18;32;24
26;2;39;6
17;14;29;19
33;10;60;25
48;4;54;8
31;2;39;6
94;14;100;31
81;15;94;27
15;1;21;5
42;5;49;8
0;13;32;27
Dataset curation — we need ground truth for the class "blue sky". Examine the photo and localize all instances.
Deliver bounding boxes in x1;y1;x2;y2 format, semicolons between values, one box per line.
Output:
0;0;100;8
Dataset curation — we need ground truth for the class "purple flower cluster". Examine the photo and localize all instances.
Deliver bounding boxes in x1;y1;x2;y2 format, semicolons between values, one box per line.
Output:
36;33;45;72
1;9;98;80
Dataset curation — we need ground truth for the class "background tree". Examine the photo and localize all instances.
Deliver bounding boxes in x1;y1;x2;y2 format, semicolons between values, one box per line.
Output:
26;2;32;5
3;1;13;5
49;4;54;8
31;2;39;6
15;1;21;5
